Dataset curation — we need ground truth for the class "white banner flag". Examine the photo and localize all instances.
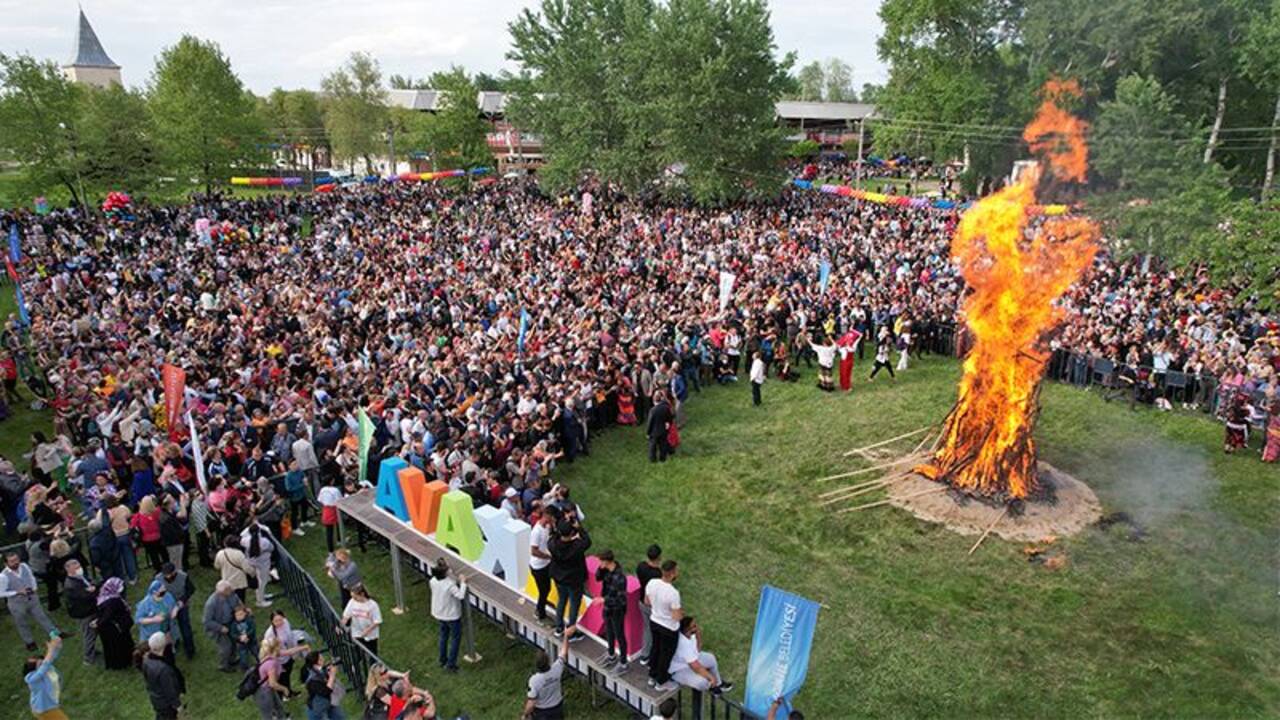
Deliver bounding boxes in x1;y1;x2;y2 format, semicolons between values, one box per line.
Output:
718;270;737;312
187;412;207;493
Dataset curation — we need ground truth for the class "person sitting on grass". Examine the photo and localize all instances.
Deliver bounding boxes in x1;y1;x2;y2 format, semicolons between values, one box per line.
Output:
667;616;733;695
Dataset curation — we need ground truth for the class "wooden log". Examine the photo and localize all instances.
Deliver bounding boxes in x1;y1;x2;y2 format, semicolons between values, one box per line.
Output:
841;427;930;457
817;479;895;506
967;506;1010;556
837;484;947;513
817;455;922;484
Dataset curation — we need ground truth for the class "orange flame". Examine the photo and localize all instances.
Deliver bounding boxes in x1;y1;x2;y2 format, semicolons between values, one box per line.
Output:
1023;78;1089;183
918;81;1099;500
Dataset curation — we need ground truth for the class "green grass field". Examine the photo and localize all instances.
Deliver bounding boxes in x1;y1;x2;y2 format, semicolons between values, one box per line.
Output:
0;355;1276;718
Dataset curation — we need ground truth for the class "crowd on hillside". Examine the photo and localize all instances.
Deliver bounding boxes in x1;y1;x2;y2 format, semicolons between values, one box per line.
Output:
0;172;1277;717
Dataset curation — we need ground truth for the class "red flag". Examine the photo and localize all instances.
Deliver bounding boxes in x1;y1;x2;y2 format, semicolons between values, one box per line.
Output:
161;364;186;440
4;257;18;283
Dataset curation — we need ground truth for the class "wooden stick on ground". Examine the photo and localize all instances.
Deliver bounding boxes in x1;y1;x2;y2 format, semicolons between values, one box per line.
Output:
837;484;947;513
967;506;1010;556
819;467;920;502
817;455;922;483
818;479;895;506
841;427;930;457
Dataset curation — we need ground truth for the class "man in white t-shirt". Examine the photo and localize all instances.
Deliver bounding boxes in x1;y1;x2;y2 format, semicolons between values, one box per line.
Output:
528;513;553;625
668;616;732;694
645;560;683;691
341;583;382;656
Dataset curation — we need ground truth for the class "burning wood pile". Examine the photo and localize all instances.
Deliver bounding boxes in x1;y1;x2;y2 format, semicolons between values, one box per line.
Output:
916;79;1101;502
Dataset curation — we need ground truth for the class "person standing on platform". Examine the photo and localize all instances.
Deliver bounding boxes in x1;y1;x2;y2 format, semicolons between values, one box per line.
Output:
594;550;629;671
429;559;467;674
549;517;591;640
529;513;554;625
750;352;766;406
635;544;662;666
645;560;683;692
522;625;574;720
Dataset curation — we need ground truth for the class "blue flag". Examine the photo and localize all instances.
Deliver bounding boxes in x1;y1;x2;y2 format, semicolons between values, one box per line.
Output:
15;285;30;326
819;260;832;294
517;308;531;354
743;585;821;718
7;223;18;263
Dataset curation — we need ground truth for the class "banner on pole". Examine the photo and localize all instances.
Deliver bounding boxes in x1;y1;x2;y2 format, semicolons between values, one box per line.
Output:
187;412;207;493
8;223;19;262
357;408;374;487
743;585;820;718
718;271;736;312
517;308;530;354
819;260;831;294
161;364;186;439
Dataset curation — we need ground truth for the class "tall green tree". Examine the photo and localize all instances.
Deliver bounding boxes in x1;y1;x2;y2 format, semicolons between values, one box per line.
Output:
508;0;790;202
79;84;159;196
1239;0;1280;197
149;36;263;195
0;54;87;207
823;58;856;101
258;88;327;169
795;61;824;101
425;68;493;170
1089;75;1230;262
1190;198;1280;307
322;52;388;173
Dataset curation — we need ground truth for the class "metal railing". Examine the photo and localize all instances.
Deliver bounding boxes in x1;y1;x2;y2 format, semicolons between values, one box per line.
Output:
688;688;758;720
272;539;385;693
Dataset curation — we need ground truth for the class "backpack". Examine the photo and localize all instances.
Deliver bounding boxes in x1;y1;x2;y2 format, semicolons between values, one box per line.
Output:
235;663;264;700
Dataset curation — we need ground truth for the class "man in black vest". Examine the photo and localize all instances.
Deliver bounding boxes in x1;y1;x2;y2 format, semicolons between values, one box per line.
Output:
646;392;674;463
62;559;98;665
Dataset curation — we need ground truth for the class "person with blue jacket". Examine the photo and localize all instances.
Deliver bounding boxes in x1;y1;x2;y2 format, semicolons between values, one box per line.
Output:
135;578;178;643
24;635;66;719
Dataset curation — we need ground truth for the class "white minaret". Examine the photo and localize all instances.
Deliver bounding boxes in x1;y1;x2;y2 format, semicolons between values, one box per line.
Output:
62;8;121;88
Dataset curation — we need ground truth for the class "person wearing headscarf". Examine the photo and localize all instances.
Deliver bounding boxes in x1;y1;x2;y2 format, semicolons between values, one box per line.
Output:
134;578;177;643
94;577;134;669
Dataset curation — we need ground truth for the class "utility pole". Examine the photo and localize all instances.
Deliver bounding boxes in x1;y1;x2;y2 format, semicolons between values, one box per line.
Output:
386;121;396;177
855;117;865;190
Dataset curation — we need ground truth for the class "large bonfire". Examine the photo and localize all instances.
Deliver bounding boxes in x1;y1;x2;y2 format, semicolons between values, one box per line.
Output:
918;79;1100;501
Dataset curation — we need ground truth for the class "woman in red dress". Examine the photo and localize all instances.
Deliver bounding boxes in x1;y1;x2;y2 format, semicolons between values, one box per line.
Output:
616;376;637;426
837;329;861;392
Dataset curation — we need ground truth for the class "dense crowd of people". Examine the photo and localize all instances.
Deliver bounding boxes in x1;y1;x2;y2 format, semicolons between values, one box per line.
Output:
0;170;1277;718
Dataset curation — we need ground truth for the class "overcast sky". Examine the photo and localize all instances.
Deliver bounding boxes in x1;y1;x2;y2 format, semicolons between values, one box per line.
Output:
0;0;886;94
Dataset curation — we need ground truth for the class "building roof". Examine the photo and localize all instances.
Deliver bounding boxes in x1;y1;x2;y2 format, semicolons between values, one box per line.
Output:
67;9;119;69
775;101;876;122
386;88;440;111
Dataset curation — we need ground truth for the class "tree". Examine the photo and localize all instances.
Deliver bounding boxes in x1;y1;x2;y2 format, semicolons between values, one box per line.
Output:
1089;75;1230;262
258;88;327;169
823;58;856;101
388;74;431;90
149;36;263;195
788;139;820;158
860;82;884;105
322;52;389;173
508;0;791;202
1239;0;1280;197
79;84;159;196
0;54;86;207
425;67;493;170
1191;198;1280;307
796;61;824;101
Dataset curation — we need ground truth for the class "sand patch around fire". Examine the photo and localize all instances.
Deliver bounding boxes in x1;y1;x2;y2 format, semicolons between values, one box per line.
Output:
888;462;1102;541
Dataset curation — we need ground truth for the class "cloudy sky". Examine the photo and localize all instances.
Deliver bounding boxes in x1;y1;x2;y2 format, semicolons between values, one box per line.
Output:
1;0;886;94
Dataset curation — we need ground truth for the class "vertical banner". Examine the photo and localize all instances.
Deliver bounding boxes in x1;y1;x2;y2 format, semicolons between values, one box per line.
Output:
718;270;737;312
186;412;207;493
356;408;374;487
517;308;530;354
8;223;19;262
819;260;832;295
34;197;49;215
161;364;186;440
14;286;30;327
743;585;821;718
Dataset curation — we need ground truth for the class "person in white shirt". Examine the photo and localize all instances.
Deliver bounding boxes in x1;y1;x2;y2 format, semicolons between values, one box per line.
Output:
749;352;766;406
341;584;382;656
809;336;837;391
428;560;468;673
528;513;554;624
645;560;683;691
316;482;344;553
668;616;733;694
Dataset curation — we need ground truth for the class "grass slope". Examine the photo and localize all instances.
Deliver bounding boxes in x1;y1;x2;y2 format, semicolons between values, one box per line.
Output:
0;356;1275;718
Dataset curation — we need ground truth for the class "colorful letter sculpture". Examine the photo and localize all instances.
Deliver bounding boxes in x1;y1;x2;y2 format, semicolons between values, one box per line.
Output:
575;556;643;654
435;490;485;561
375;458;409;521
474;505;531;591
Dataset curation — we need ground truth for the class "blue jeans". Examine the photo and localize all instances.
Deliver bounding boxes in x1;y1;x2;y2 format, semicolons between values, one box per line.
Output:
438;619;461;669
554;583;584;632
115;534;137;582
306;702;345;720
